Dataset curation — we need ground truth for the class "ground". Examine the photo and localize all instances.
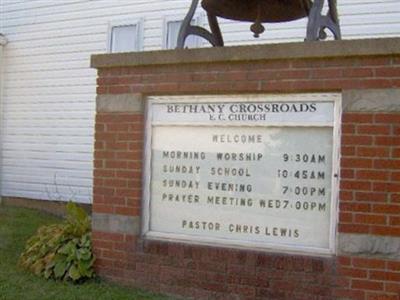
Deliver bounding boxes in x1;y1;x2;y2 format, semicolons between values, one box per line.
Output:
0;205;171;300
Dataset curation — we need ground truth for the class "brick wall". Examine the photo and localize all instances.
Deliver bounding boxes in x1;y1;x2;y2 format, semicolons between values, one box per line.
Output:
91;39;400;300
340;112;400;236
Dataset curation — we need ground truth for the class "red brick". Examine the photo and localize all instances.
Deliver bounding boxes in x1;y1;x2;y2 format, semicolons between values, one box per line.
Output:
391;194;400;203
342;124;356;134
354;214;387;225
339;267;368;278
333;289;365;300
357;147;390;158
108;85;131;94
342;146;356;156
357;125;391;135
114;206;140;216
116;170;141;179
340;202;371;213
105;160;128;169
373;182;400;193
367;294;399;300
359;79;393;89
94;160;104;168
385;282;400;293
342;135;373;146
97;86;108;94
393;148;400;158
338;256;351;266
126;180;142;189
107;196;126;205
218;71;253;81
339;223;370;234
95;257;114;268
389;216;400;226
95;124;105;132
104;178;127;188
343;113;374;124
129;142;144;151
92;239;114;250
341;157;373;168
97;77;122;85
369;271;400;282
374;160;400;170
92;231;124;242
371;226;400;236
373;204;400;214
341;169;355;179
118;188;141;198
115;152;140;160
95;151;115;160
119;132;143;141
95;132;117;142
118;75;142;84
261;80;291;91
102;249;129;261
375;67;400;77
93;203;114;214
125;198;140;207
352;258;386;269
341;180;372;191
375;136;400;146
352;280;384;291
311;68;342;78
94;141;104;150
375;114;400;124
107;123;130;132
390;172;400;181
105;141;128;151
93;187;114;196
386;261;400;271
356;170;389;181
340;191;354;201
355;192;387;203
324;79;363;90
339;212;353;223
127;161;142;169
98;67;121;76
343;67;373;78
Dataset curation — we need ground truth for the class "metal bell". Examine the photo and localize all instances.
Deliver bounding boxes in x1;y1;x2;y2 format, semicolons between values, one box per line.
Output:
201;0;312;37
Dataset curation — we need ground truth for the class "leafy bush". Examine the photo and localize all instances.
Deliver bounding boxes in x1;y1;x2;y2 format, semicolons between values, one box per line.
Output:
19;202;95;282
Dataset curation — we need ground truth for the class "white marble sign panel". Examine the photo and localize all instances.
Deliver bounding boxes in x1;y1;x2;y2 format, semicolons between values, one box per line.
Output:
144;94;340;254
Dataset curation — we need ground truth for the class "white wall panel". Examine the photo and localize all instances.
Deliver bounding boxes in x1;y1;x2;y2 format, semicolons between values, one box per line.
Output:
0;0;399;204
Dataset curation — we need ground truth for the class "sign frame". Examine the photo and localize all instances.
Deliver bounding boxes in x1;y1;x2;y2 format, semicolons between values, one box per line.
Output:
142;93;341;256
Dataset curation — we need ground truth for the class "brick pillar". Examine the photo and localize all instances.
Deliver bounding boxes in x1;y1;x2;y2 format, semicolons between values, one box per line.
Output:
91;38;400;299
92;93;143;284
335;89;400;300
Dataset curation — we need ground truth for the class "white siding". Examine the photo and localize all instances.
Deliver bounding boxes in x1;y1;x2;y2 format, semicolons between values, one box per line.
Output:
0;0;399;204
0;35;7;199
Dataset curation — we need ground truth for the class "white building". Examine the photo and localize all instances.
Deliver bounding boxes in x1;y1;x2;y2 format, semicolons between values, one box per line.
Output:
0;0;399;204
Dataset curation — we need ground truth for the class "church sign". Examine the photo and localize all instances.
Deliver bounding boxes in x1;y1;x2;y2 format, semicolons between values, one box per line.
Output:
142;94;341;255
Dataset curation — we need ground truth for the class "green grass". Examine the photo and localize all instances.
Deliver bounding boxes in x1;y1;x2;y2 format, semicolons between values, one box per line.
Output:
0;205;171;300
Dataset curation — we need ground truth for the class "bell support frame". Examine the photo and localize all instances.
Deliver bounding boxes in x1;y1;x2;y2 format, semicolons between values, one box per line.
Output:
176;0;341;49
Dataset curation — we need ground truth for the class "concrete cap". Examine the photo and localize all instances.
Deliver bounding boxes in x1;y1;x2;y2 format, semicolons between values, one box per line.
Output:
91;37;400;69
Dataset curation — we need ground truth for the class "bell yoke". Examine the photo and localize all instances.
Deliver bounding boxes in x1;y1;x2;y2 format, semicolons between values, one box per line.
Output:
177;0;341;48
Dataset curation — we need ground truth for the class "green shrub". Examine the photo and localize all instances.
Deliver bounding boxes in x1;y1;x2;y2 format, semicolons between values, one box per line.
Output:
19;202;95;282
